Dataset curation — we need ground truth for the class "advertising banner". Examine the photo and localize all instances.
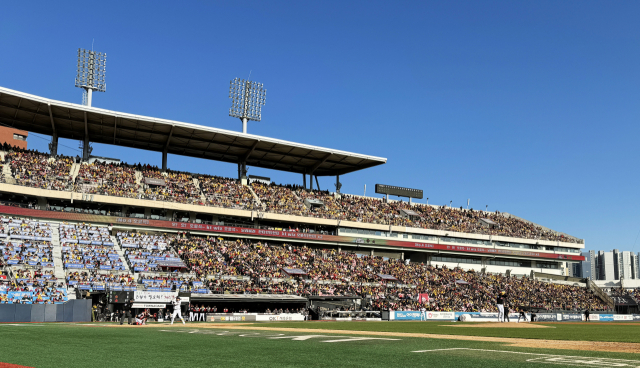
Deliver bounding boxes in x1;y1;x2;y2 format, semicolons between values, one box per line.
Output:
560;313;583;321
206;313;305;322
533;313;558;322
134;291;183;303
0;205;583;261
394;311;422;320
426;312;455;320
613;314;633;321
131;303;167;309
598;314;614;321
209;314;257;322
255;314;305;322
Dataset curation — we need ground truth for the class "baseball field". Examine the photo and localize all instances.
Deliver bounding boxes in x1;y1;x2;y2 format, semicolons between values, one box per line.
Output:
1;321;639;367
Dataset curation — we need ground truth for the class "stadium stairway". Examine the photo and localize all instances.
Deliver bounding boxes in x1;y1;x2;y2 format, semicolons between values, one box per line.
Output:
134;171;144;194
112;235;133;274
51;225;66;280
69;162;81;182
247;186;264;210
192;178;207;203
2;160;15;184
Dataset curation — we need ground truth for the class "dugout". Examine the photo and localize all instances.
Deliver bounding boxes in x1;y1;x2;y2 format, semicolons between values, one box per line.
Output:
189;293;308;314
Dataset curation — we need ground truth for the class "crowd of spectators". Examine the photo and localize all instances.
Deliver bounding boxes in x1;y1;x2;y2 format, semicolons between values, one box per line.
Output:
66;271;136;290
1;241;54;267
118;232;169;250
0;144;580;243
6;148;74;191
74;161;139;198
141;167;202;205
251;182;307;216
199;175;259;210
61;223;125;271
1;218;55;268
1;268;66;304
139;275;201;291
170;234;605;312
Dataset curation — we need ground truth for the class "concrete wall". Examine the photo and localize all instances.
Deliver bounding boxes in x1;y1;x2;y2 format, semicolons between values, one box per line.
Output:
0;300;91;322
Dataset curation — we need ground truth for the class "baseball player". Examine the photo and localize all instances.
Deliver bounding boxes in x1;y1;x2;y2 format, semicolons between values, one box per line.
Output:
199;304;206;321
420;307;426;321
518;308;528;323
171;297;186;325
496;291;506;322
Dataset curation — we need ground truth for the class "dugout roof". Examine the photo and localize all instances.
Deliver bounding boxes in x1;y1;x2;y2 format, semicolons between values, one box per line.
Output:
0;86;386;176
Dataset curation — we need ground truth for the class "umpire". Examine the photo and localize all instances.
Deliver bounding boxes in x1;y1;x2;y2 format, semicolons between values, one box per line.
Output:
120;299;134;325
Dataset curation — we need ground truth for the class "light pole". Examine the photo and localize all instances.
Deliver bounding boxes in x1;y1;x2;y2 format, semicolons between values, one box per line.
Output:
229;78;266;181
75;48;107;160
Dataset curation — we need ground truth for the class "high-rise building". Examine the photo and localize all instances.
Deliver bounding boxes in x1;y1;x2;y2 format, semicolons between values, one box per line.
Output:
580;250;596;280
577;249;640;281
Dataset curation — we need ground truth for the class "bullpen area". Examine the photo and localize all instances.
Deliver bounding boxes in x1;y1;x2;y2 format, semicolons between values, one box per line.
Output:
1;321;639;367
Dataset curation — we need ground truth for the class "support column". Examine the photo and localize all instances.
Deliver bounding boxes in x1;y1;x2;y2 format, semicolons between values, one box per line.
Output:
49;134;58;156
238;161;247;185
82;111;90;161
82;136;90;161
315;176;320;191
162;150;168;171
310;175;314;190
335;175;341;193
86;89;93;107
242;117;248;134
303;173;307;189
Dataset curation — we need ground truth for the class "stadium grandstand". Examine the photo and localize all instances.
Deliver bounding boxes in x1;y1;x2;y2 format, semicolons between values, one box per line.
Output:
0;85;613;322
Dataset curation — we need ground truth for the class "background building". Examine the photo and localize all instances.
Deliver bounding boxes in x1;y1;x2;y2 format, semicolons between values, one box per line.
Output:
0;126;28;149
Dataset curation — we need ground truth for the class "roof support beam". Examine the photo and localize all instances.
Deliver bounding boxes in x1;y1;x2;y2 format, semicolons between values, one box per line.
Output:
242;140;259;162
47;104;58;156
164;125;174;151
308;153;332;175
113;116;118;144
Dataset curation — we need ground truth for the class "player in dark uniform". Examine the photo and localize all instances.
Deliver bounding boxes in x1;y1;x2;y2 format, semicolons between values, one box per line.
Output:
120;299;133;325
518;308;528;323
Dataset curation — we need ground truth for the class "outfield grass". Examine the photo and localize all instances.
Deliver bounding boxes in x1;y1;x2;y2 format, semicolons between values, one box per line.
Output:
258;321;640;343
0;322;638;368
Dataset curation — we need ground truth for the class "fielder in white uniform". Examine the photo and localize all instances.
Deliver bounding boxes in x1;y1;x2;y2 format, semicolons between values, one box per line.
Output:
171;297;186;325
496;292;506;322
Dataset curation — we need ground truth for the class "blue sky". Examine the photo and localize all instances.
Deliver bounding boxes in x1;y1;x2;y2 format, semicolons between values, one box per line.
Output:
1;1;639;252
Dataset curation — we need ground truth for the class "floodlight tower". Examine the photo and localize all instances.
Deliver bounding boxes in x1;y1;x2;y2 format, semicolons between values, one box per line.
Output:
74;48;107;160
229;78;266;182
229;78;266;134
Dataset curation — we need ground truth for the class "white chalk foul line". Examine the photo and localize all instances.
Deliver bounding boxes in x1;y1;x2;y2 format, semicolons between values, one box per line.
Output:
412;348;640;367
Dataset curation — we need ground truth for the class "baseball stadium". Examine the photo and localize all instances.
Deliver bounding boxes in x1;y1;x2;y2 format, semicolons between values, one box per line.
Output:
0;81;638;367
2;4;640;366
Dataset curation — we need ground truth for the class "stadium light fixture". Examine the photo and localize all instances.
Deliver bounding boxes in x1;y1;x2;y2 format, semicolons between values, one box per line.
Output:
229;78;266;134
75;48;107;107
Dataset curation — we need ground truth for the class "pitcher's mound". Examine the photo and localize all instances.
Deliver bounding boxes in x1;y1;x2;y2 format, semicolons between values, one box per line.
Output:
445;322;551;328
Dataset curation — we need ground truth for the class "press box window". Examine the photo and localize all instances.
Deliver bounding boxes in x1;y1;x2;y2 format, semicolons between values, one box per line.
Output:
13;134;26;141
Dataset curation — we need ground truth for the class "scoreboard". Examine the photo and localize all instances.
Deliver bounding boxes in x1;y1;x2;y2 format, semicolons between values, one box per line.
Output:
375;184;423;199
108;291;135;304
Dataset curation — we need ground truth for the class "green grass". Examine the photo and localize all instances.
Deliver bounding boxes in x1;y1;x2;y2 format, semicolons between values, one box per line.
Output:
256;321;640;343
0;322;638;368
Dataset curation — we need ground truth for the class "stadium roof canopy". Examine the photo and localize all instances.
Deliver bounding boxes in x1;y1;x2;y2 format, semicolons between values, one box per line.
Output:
0;86;386;176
